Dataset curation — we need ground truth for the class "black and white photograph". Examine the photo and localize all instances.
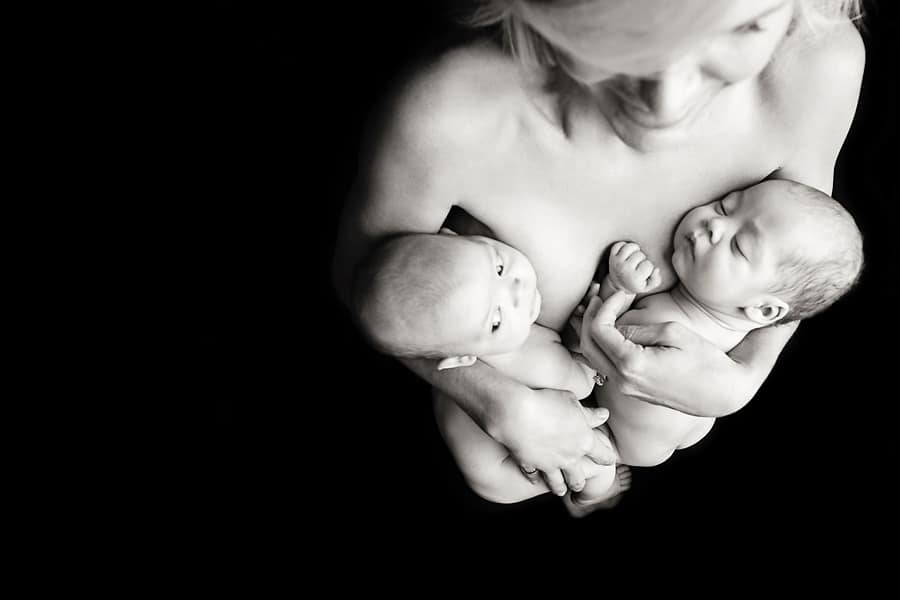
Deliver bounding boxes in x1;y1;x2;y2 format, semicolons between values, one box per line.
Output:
193;0;898;560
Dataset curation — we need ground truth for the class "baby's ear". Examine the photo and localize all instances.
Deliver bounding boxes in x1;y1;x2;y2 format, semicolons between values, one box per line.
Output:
436;355;477;371
743;297;789;326
438;227;458;236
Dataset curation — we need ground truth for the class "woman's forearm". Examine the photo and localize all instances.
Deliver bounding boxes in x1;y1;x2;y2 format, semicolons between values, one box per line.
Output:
584;300;799;418
719;321;799;412
643;321;798;418
399;356;527;440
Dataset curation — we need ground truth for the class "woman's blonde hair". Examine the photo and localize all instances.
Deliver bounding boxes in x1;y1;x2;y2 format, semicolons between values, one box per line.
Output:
463;0;864;69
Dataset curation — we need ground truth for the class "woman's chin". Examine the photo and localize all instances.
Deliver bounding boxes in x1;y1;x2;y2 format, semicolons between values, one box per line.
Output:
602;89;718;150
607;112;688;151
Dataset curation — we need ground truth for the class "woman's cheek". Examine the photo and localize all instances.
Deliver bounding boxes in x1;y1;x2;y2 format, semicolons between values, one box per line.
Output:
706;28;787;83
705;46;771;83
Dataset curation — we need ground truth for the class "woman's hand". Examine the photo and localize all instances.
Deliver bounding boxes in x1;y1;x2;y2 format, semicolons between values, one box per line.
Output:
491;387;616;496
579;294;798;417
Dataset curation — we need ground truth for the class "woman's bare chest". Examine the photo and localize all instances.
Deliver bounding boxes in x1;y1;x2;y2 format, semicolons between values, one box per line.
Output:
453;119;782;328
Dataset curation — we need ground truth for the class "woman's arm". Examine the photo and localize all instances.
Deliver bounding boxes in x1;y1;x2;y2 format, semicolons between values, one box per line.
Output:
332;69;457;305
401;356;614;495
333;60;616;490
771;20;865;195
581;299;799;417
581;23;864;418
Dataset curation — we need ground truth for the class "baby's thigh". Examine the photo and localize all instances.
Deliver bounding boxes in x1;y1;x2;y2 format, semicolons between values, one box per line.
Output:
432;390;510;469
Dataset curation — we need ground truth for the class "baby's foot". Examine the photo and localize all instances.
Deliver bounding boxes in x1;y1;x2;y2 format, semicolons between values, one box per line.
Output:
563;465;632;518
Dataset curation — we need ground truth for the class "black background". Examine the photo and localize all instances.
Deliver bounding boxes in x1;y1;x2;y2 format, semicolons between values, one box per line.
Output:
185;2;898;557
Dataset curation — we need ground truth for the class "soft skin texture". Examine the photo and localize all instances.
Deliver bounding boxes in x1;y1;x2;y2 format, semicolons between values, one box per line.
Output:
333;0;864;484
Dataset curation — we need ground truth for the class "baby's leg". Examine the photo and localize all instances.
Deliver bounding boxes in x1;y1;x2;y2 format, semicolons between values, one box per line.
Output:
433;390;550;504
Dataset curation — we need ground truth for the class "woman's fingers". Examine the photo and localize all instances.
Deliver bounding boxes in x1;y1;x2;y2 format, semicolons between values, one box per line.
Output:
580;405;609;428
585;430;617;466
615;321;689;349
563;465;586;493
588;319;641;363
579;298;618;377
519;464;542;484
543;470;568;496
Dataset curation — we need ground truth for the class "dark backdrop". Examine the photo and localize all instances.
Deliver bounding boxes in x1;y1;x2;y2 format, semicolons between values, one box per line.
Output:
186;2;898;556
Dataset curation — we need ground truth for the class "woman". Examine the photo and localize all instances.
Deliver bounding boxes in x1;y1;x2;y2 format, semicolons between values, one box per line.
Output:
333;0;864;498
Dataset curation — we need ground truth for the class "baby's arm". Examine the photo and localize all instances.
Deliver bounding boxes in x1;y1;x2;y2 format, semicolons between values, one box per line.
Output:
570;242;662;346
485;325;596;400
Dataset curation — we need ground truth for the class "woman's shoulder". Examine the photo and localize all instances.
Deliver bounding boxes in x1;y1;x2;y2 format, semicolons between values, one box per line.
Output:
369;39;528;154
760;20;865;189
765;20;865;118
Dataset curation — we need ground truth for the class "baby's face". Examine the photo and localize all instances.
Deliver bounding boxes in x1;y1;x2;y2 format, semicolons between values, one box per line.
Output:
671;181;824;312
434;236;541;356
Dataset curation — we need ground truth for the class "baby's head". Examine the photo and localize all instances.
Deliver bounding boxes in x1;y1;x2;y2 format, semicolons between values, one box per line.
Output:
353;230;542;370
672;179;863;326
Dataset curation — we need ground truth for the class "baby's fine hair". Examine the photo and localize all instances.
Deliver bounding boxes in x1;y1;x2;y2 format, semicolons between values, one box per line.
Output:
770;181;863;321
351;233;464;358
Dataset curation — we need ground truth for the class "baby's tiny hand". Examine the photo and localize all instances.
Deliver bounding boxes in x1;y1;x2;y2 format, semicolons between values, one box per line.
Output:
608;241;662;294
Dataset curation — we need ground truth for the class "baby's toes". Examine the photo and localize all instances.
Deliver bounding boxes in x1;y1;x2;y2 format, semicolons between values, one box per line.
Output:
616;465;632;490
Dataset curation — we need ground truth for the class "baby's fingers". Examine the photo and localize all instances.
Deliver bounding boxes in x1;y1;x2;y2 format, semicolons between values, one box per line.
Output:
634;259;655;281
623;249;648;270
